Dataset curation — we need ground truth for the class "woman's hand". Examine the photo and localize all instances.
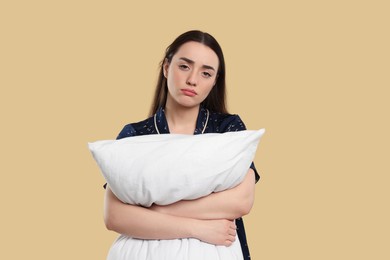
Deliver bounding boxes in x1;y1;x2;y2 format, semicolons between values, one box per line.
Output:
192;219;237;247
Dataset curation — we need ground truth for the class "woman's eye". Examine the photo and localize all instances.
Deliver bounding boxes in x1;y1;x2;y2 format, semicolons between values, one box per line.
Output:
179;64;189;70
202;72;212;78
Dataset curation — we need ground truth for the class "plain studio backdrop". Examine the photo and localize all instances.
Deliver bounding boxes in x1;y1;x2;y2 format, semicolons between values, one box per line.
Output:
1;1;389;259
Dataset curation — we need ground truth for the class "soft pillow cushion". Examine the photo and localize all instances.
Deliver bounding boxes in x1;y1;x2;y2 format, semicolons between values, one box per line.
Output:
107;235;246;260
88;129;265;260
89;129;265;207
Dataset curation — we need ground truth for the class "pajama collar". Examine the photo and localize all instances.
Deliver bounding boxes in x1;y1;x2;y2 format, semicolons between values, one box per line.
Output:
154;106;209;135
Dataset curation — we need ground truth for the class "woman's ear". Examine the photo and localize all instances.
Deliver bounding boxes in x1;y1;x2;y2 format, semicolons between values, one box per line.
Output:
163;58;169;78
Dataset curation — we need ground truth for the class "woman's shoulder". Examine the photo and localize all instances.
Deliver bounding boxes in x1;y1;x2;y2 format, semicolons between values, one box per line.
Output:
116;115;157;139
208;110;247;132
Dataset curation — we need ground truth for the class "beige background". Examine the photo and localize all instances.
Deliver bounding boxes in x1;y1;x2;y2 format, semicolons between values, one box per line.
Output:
1;0;389;259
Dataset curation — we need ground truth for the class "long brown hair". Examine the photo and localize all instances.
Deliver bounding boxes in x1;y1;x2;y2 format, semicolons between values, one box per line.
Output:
149;30;228;116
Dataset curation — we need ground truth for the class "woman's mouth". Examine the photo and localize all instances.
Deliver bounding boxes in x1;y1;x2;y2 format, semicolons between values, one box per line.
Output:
181;89;197;97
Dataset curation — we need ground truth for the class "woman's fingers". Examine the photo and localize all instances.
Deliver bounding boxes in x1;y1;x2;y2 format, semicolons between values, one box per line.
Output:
193;219;238;246
228;227;237;236
225;221;237;246
225;234;236;246
228;221;237;236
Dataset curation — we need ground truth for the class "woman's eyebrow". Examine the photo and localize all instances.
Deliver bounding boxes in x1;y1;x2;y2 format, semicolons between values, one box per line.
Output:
179;57;216;71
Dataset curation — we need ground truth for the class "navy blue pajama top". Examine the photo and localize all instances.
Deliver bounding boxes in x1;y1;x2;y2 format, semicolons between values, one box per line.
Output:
112;106;260;260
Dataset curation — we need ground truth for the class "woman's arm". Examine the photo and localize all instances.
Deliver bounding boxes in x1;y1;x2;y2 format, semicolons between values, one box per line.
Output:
150;169;256;220
104;186;237;246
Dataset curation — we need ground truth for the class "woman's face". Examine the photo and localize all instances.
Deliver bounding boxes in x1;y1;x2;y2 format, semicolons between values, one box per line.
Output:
164;41;219;109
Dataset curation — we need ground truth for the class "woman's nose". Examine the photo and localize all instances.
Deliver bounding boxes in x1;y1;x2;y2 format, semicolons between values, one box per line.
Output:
186;71;198;86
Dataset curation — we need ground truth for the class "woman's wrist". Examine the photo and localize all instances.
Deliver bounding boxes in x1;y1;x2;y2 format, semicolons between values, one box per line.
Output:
186;218;201;239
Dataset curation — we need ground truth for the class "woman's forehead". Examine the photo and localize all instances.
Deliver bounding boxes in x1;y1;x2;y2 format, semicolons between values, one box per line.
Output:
173;41;219;68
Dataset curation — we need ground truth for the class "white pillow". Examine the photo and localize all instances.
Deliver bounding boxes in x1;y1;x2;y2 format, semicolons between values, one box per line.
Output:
89;129;265;260
88;129;265;207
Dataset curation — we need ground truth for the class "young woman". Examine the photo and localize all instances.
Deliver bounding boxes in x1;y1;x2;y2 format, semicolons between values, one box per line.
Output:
104;30;260;259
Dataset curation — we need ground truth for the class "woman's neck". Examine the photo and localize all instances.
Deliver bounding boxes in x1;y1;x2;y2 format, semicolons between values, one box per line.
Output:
164;100;199;135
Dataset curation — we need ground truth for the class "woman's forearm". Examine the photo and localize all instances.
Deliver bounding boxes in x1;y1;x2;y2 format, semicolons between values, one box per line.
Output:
104;186;195;240
104;186;237;246
150;169;256;220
